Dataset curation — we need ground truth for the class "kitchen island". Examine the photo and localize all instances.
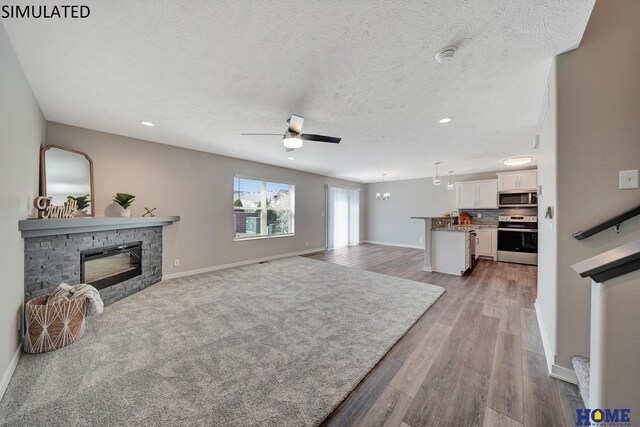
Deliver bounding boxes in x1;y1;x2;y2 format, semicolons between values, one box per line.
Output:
412;217;497;275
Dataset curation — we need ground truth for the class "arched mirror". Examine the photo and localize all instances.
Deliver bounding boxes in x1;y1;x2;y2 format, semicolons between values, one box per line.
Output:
40;145;95;216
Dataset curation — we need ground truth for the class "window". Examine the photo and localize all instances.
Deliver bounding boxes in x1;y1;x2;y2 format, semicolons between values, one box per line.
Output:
233;176;295;240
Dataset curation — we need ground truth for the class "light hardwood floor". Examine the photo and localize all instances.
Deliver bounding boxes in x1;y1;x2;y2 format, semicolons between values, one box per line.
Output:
306;243;582;427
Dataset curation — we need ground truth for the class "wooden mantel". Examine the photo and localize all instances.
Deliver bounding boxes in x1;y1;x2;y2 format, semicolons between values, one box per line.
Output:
19;216;180;238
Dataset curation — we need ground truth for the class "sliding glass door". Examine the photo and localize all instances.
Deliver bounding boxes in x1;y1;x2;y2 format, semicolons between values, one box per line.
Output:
327;186;360;249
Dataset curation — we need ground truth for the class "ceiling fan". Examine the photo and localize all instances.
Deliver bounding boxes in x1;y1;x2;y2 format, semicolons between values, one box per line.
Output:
241;114;341;151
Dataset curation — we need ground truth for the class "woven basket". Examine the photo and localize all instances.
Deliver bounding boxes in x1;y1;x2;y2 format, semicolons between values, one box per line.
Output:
24;295;87;354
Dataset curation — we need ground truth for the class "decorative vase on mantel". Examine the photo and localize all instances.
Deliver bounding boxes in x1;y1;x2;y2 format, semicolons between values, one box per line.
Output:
113;193;135;218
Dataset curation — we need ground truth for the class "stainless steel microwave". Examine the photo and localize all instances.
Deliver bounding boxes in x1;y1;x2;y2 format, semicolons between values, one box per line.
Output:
498;191;537;207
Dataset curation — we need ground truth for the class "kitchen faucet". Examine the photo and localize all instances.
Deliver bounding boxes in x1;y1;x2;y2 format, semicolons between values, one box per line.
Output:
449;210;459;228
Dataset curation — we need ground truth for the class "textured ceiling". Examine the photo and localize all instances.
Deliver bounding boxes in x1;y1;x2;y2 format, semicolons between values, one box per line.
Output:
3;0;594;182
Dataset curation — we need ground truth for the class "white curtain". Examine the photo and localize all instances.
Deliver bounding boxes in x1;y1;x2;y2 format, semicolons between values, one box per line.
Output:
327;186;360;249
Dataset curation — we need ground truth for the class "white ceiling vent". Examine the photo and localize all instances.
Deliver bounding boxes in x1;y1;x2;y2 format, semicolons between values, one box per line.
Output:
435;46;457;64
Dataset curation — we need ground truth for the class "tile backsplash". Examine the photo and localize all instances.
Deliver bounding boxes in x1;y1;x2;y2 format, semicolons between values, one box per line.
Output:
462;207;538;225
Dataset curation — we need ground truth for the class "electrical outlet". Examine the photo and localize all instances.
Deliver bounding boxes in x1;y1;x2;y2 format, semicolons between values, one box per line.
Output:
477;213;482;218
619;170;639;189
174;259;180;267
305;241;309;247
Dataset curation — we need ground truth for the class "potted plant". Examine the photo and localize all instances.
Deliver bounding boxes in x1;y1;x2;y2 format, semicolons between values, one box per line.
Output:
113;193;136;217
67;194;91;216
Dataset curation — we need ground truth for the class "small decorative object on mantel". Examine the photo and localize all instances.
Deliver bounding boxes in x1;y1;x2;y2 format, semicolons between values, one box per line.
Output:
67;194;91;217
113;193;136;217
142;207;156;217
33;196;77;219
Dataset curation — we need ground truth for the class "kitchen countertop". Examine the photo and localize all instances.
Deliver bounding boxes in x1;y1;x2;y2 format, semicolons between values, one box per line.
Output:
433;224;497;232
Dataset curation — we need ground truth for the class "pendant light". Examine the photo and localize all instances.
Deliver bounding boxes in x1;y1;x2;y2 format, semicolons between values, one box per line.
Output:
433;162;441;185
447;171;455;190
376;174;390;200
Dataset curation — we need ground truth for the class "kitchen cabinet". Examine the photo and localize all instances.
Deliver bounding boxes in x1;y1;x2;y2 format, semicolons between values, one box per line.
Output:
456;180;498;209
432;230;471;276
456;182;477;209
475;228;497;260
497;170;537;191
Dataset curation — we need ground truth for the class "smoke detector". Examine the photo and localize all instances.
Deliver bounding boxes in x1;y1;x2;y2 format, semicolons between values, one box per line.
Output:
435;46;458;64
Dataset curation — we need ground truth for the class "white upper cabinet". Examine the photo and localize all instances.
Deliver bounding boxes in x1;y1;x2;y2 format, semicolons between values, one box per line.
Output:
456;182;477;209
456;180;498;209
497;170;537;191
517;170;537;190
476;181;498;208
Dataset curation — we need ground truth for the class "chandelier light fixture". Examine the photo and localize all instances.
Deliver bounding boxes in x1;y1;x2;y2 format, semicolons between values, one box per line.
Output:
433;162;442;186
447;170;455;190
376;173;390;200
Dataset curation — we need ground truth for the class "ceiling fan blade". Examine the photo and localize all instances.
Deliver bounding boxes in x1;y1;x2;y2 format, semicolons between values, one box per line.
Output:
240;133;284;136
301;133;341;144
288;115;304;134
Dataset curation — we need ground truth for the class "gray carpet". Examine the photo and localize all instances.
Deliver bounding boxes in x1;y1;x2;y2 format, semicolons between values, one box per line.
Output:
0;256;444;426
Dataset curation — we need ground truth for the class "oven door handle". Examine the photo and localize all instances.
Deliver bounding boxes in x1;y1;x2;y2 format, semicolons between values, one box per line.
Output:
498;228;538;232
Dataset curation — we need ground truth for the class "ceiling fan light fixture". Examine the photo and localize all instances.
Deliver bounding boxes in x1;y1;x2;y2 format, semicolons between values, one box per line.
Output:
503;156;533;166
283;135;303;149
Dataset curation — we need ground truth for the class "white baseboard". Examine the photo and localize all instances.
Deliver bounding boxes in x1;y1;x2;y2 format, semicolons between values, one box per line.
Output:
362;240;424;250
0;345;21;401
534;300;578;385
550;363;578;384
162;247;326;280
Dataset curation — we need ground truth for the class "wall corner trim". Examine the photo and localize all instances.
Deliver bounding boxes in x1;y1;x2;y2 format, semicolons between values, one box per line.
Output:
534;300;578;385
161;247;327;281
534;300;556;375
0;344;22;401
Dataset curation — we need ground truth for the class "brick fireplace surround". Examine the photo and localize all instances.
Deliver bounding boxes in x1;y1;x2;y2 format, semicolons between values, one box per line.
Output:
20;217;179;306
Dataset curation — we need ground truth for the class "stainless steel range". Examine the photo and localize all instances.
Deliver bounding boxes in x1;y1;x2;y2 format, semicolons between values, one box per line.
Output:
497;215;538;265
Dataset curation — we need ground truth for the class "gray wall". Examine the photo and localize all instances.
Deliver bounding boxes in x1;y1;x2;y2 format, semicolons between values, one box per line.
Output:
552;0;640;369
0;23;45;397
365;172;499;248
536;59;558;365
45;123;366;277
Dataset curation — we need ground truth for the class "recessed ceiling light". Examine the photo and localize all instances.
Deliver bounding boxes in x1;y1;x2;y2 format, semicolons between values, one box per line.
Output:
503;156;534;166
287;157;294;160
439;117;454;124
139;121;155;127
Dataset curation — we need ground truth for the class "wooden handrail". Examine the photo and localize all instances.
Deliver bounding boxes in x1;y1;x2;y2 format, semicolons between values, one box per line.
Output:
573;204;640;240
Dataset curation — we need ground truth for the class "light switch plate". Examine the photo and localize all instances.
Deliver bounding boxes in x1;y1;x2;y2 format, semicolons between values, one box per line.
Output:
619;170;639;189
